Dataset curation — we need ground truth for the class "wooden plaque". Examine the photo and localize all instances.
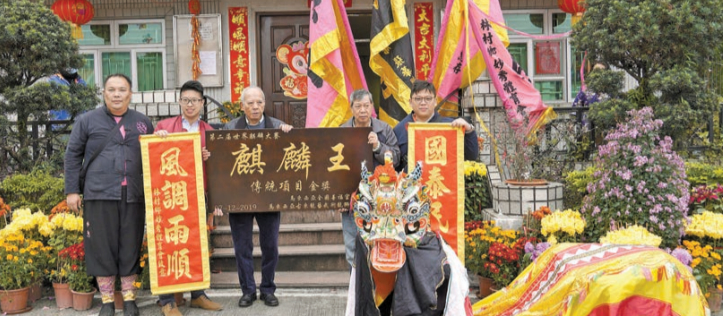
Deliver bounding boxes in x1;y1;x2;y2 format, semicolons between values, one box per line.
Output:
206;127;373;212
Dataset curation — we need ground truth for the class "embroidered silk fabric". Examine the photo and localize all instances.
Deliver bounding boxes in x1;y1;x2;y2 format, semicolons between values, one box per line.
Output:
473;243;709;316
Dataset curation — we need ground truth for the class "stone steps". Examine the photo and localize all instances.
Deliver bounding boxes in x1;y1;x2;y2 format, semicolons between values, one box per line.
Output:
210;271;350;289
211;244;348;272
209;210;349;289
212;210;342;226
211;222;343;248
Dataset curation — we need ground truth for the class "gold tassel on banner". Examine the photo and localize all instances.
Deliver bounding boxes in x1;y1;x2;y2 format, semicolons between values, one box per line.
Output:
71;23;84;39
191;15;202;79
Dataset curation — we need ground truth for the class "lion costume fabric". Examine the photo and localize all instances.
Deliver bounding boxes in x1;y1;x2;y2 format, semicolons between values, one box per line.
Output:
345;160;472;316
473;243;710;316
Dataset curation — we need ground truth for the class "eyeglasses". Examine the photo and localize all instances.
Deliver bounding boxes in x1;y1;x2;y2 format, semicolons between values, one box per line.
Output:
412;96;435;104
179;98;204;105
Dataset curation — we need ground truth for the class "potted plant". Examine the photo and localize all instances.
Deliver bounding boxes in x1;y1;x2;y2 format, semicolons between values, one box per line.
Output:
0;196;10;229
495;125;542;185
540;209;586;245
689;184;723;214
0;232;44;313
464;220;517;298
41;210;84;309
580;108;689;249
684;211;723;312
463;161;491;221
65;242;96;311
487;242;521;289
682;240;723;312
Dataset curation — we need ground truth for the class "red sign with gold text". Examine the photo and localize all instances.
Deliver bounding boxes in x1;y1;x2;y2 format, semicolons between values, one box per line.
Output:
140;132;210;295
229;7;250;103
407;123;464;259
414;3;434;80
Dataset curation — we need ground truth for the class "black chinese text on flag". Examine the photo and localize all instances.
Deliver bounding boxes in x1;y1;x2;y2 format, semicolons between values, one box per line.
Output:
370;0;415;127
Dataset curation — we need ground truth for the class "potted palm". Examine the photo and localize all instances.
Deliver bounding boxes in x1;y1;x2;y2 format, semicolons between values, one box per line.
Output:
65;242;96;311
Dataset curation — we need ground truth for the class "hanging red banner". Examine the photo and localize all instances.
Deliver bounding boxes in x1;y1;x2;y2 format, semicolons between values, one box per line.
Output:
414;3;434;80
407;123;464;258
140;132;210;295
535;41;561;75
229;7;250;103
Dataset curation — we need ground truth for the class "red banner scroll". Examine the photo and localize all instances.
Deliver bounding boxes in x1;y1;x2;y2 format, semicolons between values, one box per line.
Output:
229;7;250;103
414;2;434;80
407;123;464;258
140;132;210;295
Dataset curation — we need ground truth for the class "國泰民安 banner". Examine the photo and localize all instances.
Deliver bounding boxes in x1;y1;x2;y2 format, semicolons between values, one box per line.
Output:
407;123;464;259
140;132;210;295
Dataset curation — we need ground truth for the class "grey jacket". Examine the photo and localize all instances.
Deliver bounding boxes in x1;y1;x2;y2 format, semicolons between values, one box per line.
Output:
340;117;400;169
64;107;154;202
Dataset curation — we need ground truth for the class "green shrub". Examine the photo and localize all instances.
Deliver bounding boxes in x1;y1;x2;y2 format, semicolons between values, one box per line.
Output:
563;166;596;210
0;168;65;213
685;161;723;187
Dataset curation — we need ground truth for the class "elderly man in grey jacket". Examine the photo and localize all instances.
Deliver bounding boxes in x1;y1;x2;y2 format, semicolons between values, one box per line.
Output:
339;89;400;269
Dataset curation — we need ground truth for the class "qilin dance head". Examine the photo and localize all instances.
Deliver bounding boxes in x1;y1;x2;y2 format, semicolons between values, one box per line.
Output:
352;155;430;272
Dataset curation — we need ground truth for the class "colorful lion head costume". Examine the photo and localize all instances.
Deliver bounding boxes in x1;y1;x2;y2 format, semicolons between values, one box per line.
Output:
352;158;431;272
347;156;471;316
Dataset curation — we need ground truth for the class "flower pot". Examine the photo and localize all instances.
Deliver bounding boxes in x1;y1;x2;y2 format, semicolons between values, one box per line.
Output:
70;288;96;311
476;275;494;299
52;282;73;309
27;282;43;303
504;179;548;186
114;290;124;310
0;287;32;314
708;286;723;313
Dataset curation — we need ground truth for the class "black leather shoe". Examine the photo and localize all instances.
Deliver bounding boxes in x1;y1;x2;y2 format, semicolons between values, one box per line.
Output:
238;293;257;307
99;302;115;316
260;293;279;306
123;300;140;316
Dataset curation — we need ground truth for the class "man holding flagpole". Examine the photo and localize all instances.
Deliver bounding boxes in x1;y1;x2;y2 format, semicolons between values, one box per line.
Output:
393;80;479;172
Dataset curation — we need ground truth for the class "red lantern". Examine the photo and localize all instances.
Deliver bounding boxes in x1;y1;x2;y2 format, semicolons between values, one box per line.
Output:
557;0;585;25
189;0;201;15
52;0;95;39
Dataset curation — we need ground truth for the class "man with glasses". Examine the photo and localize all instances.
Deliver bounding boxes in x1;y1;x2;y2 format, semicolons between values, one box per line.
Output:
339;89;400;269
393;80;479;172
153;80;222;316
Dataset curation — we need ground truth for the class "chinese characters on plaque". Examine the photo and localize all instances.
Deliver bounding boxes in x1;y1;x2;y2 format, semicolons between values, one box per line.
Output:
206;127;373;213
140;132;210;295
407;123;465;258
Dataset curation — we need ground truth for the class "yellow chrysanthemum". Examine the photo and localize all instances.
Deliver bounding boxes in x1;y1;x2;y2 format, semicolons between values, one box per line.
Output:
599;225;662;247
686;211;723;240
541;209;585;237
